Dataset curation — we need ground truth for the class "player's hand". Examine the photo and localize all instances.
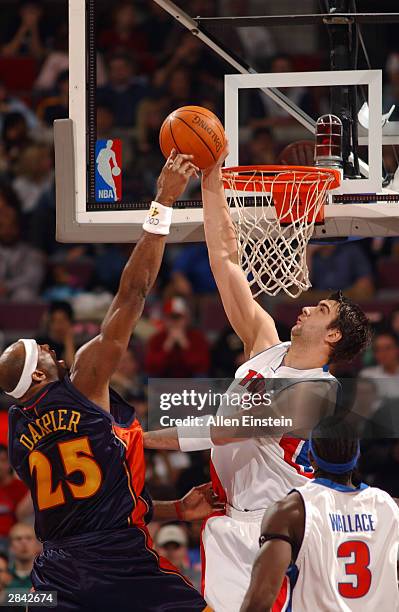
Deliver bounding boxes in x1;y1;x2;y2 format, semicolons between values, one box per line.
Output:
202;142;229;184
155;150;199;207
178;482;225;521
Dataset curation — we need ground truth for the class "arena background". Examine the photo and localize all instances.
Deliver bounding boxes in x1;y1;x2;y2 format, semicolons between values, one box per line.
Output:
1;0;399;596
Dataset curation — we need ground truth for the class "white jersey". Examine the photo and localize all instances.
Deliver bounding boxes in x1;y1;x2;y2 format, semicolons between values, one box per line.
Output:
211;342;336;510
291;479;399;611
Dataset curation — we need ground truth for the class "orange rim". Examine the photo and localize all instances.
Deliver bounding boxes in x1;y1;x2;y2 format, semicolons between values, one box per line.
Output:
222;165;341;190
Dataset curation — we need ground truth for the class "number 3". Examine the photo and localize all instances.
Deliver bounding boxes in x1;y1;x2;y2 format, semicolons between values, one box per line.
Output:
337;540;372;598
29;437;103;510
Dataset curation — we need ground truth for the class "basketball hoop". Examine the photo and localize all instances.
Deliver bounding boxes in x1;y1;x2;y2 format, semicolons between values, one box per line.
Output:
222;165;341;298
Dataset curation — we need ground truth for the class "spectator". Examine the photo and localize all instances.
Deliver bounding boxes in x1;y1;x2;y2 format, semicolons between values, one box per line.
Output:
36;301;76;368
145;297;210;377
0;205;45;301
0;113;32;176
360;331;399;399
155;524;201;590
110;345;146;401
97;53;149;128
169;244;217;297
36;70;69;126
306;243;374;300
33;23;69;92
0;82;39;134
241;127;276;165
136;98;166;154
12;143;53;215
389;305;399;339
94;245;130;294
98;3;152;73
164;68;193;114
383;53;399;122
1;1;45;60
0;552;11;607
350;377;381;436
0;446;30;539
7;524;39;590
249;54;306;129
143;3;178;63
154;33;223;100
211;326;245;377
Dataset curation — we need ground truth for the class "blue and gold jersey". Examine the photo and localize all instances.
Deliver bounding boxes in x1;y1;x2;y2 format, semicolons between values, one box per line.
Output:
8;376;152;542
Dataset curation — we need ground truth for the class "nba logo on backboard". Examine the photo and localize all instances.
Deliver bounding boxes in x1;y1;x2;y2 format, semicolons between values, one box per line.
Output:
95;139;122;202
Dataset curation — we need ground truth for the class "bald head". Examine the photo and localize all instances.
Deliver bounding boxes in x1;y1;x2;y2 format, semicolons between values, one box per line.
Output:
0;341;66;400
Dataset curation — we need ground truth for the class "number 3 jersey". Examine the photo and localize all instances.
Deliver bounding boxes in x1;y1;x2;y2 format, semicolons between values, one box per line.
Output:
291;479;399;611
8;375;153;542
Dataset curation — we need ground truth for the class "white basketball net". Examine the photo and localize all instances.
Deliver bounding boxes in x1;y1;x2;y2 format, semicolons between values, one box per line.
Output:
222;167;336;298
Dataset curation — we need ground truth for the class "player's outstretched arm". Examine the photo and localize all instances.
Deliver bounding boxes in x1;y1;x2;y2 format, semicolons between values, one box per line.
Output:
240;494;303;612
202;147;279;358
70;152;198;410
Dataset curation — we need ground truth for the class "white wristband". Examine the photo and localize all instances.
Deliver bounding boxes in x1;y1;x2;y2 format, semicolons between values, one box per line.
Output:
143;201;173;235
177;419;215;452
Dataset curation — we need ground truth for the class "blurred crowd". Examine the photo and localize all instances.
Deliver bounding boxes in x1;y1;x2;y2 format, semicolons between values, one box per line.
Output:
1;0;399;599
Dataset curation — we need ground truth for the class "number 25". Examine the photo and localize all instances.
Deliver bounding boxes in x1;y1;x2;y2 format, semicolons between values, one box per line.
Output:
29;437;103;510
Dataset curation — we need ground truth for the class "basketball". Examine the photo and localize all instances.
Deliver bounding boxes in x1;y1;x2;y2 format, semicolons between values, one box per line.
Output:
159;105;226;169
112;166;121;176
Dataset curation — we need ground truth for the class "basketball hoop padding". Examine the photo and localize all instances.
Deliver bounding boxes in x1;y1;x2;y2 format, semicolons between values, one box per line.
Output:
222;165;341;298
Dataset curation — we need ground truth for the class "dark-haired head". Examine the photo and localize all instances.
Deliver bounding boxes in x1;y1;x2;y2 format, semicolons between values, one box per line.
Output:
291;291;372;366
310;416;359;484
326;291;372;363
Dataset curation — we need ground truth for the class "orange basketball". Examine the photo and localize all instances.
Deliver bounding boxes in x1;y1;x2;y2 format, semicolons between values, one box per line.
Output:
159;105;226;169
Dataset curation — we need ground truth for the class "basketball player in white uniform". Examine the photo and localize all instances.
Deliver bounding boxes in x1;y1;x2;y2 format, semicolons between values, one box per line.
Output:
198;150;372;611
241;417;399;611
143;149;372;611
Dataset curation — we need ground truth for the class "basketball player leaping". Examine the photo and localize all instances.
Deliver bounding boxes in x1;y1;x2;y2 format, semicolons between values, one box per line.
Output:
241;416;399;612
0;152;218;612
198;149;371;612
142;147;372;612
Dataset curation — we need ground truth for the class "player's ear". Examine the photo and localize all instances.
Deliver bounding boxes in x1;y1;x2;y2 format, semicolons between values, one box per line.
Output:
325;326;341;345
32;369;47;383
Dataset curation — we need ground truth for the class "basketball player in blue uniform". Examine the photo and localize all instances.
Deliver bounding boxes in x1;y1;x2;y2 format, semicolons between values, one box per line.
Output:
0;151;217;611
240;417;399;611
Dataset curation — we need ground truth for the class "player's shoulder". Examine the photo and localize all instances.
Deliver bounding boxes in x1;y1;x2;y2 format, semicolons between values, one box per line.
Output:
363;484;399;512
263;490;304;529
238;341;290;370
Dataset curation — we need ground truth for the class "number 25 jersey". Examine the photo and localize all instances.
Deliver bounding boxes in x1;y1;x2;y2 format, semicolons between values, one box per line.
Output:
8;376;152;542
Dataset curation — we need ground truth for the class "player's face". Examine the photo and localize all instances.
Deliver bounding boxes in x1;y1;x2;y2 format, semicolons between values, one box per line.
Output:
291;299;341;346
37;344;67;381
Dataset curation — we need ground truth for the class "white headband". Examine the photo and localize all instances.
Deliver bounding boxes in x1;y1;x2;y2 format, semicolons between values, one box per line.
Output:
6;339;39;399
